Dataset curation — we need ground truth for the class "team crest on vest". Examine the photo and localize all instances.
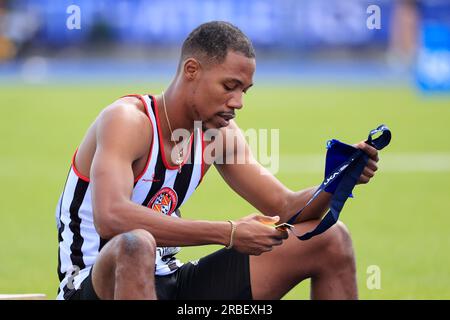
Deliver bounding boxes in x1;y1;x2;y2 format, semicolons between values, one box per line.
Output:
148;187;178;215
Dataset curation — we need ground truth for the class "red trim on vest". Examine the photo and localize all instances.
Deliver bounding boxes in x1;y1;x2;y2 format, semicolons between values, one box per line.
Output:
151;95;193;171
72;148;90;182
121;94;154;183
71;94;154;184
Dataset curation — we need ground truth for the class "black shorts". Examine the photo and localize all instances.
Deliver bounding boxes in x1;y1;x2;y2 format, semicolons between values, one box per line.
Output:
68;248;252;300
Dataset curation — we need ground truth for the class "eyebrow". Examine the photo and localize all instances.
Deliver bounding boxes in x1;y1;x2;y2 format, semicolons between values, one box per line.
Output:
225;78;253;91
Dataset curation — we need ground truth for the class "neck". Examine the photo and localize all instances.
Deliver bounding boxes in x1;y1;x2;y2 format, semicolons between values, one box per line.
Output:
159;81;194;143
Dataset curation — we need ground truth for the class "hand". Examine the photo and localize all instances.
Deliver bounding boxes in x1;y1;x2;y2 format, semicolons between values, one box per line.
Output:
354;141;379;184
232;214;289;256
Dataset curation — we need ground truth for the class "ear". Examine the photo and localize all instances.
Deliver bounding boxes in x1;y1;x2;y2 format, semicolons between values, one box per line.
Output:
183;58;201;81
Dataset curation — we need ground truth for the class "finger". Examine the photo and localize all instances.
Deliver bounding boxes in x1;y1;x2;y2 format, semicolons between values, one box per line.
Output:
256;215;280;225
356;142;379;161
367;159;378;171
272;234;287;242
259;246;273;254
274;230;289;240
358;174;370;184
272;239;283;246
363;167;375;178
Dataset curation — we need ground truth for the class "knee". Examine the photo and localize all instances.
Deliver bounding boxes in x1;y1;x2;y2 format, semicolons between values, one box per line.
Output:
115;229;157;262
322;221;355;268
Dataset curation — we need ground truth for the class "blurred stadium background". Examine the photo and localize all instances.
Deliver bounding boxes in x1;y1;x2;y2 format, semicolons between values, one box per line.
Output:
1;0;449;299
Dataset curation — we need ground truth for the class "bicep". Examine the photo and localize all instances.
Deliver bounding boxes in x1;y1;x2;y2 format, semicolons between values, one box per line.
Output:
91;144;135;209
90;105;149;226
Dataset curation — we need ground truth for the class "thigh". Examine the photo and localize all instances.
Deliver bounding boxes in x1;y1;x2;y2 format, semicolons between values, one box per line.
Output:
175;248;252;300
249;219;333;300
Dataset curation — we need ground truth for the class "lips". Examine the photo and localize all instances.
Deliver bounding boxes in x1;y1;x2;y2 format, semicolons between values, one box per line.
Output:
217;112;235;121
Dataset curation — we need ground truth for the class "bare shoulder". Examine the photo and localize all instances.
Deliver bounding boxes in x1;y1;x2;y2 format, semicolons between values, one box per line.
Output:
99;96;149;127
210;119;251;166
220;119;246;152
217;119;242;145
223;119;241;131
96;96;152;160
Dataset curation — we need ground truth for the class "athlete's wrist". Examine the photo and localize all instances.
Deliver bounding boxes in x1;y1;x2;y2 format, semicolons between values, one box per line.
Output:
225;220;237;249
210;220;235;247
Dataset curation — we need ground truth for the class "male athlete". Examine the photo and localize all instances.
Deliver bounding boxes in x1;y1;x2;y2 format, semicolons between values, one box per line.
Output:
56;21;379;300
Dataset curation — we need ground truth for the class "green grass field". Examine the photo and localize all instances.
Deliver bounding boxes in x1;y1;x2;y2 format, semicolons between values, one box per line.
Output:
1;83;449;299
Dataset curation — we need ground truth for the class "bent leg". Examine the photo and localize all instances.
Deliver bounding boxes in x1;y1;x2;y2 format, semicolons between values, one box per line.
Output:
250;220;357;300
91;229;157;300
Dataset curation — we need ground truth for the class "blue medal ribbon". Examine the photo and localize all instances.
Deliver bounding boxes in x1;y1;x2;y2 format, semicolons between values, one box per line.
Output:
286;125;391;240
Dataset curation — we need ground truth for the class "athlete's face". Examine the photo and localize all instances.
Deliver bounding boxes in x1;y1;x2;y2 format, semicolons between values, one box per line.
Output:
187;51;255;130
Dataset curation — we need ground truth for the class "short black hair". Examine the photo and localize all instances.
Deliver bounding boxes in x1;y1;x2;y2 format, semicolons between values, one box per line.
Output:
180;21;255;66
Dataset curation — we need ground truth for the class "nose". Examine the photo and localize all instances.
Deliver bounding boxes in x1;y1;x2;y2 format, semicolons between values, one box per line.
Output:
227;92;243;110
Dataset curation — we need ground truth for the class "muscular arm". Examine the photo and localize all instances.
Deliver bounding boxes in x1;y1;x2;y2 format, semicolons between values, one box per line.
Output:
214;120;328;223
215;121;379;224
90;104;231;247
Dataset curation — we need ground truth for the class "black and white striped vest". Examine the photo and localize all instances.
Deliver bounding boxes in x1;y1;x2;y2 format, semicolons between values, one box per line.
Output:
55;94;204;299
